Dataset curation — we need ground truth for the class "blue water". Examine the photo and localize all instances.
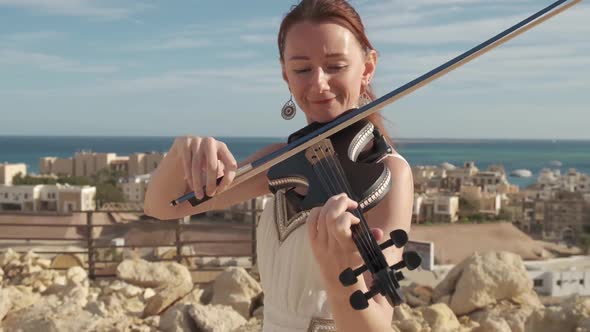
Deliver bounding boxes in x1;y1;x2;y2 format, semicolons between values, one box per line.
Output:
1;136;588;188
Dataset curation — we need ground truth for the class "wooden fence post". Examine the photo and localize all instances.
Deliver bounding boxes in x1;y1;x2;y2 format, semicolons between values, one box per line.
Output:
251;198;257;266
86;211;95;280
176;218;183;263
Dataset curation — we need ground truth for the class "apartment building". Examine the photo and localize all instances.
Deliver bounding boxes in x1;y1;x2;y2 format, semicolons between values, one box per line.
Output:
40;151;165;177
0;163;27;185
118;174;151;203
413;193;460;223
460;184;502;216
542;191;590;242
0;184;96;213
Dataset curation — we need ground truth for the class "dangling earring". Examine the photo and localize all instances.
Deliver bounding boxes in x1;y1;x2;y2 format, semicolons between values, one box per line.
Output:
358;91;371;107
281;95;296;120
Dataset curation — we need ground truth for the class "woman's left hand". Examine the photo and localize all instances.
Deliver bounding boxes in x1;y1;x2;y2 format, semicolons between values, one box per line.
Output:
306;193;383;289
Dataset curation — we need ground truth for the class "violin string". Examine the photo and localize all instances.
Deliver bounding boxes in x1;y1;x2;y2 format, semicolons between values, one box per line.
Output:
311;143;373;257
313;141;377;265
318;141;379;266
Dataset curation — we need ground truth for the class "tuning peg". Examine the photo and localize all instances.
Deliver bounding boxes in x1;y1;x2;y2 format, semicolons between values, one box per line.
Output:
395;271;404;281
391;251;422;271
350;287;380;310
339;264;368;286
379;229;408;250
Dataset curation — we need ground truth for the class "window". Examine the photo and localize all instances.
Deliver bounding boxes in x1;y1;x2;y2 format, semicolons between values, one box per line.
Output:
556;280;562;286
534;279;543;287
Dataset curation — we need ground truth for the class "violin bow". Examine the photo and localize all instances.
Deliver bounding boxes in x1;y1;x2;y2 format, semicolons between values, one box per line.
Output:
171;0;581;207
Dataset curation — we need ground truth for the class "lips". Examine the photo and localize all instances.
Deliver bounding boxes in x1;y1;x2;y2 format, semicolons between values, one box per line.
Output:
310;97;335;104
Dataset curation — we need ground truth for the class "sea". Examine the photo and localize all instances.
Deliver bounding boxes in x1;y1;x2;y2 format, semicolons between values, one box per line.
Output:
1;136;588;188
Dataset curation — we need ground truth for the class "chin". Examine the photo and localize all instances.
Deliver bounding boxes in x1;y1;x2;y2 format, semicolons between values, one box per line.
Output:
310;108;345;123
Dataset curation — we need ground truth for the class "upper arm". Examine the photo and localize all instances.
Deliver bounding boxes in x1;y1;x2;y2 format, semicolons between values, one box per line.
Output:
362;155;414;312
366;155;414;242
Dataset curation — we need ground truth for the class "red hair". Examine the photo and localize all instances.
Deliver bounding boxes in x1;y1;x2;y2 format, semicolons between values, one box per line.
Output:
278;0;392;146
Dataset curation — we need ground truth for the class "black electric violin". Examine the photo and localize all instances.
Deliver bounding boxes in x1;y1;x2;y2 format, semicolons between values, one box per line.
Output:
267;117;422;309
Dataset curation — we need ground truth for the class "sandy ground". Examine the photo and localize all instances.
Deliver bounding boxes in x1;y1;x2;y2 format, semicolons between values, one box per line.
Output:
409;222;548;265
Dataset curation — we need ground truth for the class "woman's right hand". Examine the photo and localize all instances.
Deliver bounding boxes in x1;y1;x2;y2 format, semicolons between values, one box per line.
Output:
173;136;238;199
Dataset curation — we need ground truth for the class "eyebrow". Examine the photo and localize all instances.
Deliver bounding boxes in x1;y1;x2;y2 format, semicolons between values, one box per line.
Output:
288;53;347;61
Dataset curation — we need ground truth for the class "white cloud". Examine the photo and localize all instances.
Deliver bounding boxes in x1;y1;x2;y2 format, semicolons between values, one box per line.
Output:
220;51;260;59
366;1;588;45
1;31;67;42
0;0;151;20
0;61;284;97
0;49;118;73
122;37;211;52
240;34;276;44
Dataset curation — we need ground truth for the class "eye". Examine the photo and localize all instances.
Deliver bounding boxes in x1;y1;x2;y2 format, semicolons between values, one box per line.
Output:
327;64;348;73
293;68;311;74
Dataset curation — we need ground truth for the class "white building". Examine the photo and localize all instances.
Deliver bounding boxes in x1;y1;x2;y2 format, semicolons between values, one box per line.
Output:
118;174;151;203
526;256;590;297
0;163;27;185
536;168;590;199
0;184;95;213
413;194;460;223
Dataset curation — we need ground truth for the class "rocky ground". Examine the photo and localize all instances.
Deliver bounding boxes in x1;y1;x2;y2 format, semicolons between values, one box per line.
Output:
0;249;589;332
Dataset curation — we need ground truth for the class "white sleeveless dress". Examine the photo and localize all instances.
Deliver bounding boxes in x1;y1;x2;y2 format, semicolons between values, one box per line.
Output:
256;153;409;332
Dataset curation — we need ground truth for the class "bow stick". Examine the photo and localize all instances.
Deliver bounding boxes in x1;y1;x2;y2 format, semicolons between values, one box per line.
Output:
171;0;581;207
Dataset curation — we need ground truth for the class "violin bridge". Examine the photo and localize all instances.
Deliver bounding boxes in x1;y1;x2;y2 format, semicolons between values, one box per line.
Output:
305;139;336;165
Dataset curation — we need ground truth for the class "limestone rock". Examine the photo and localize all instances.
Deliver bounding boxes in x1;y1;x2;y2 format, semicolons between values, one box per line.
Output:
0;288;12;322
159;302;198;332
525;295;590;332
187;303;247;332
391;303;430;332
211;267;262;319
116;259;193;317
473;317;512;332
420;303;461;332
142;263;193;317
144;315;160;329
2;285;40;312
231;318;262;332
66;266;88;286
469;301;535;332
42;266;89;307
403;284;433;307
85;300;109;317
0;249;20;268
179;287;206;305
143;288;156;301
433;251;534;315
2;294;97;332
117;258;177;288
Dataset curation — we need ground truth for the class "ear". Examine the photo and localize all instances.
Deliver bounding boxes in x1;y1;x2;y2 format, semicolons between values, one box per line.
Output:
362;49;377;87
281;61;289;84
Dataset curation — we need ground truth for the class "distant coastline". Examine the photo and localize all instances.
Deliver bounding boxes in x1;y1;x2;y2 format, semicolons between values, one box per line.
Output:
2;134;589;142
1;136;588;189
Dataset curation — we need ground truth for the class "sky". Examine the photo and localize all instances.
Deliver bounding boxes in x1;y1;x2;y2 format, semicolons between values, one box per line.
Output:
0;0;588;140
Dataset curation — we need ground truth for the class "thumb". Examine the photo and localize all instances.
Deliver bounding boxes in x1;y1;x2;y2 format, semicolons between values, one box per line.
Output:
370;228;384;242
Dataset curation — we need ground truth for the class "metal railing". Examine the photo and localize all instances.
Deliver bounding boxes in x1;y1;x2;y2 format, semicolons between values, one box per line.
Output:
0;199;262;282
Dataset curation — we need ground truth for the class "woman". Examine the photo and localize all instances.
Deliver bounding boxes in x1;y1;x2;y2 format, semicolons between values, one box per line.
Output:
144;0;413;331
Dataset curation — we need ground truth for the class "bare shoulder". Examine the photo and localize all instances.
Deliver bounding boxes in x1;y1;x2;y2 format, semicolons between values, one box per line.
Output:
383;150;413;185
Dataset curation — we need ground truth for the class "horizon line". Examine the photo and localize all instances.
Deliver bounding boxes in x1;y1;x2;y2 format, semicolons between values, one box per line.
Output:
0;134;589;142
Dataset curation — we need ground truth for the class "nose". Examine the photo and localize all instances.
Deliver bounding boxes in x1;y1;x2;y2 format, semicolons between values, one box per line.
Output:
310;67;330;93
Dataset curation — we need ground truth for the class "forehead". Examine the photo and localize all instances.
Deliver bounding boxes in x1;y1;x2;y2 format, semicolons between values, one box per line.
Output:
283;21;362;58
